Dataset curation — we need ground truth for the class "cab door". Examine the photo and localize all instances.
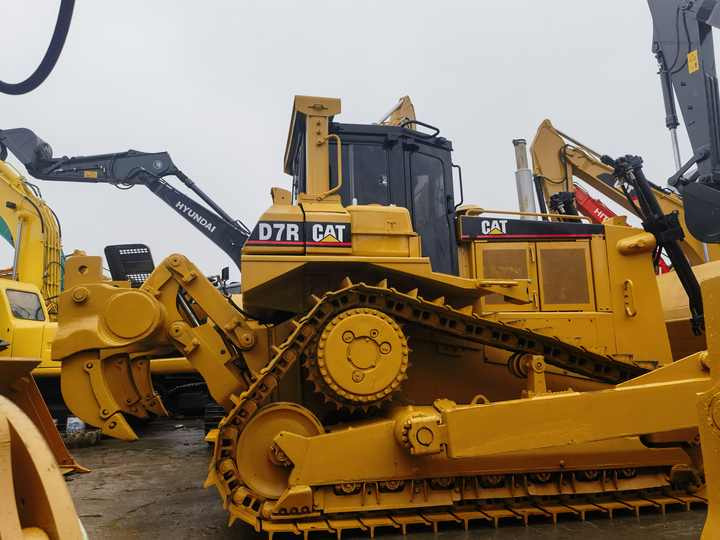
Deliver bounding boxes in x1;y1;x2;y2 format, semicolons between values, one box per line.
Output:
403;142;457;274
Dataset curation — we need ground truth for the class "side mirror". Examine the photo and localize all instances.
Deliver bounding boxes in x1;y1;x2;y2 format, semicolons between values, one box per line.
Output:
221;266;230;282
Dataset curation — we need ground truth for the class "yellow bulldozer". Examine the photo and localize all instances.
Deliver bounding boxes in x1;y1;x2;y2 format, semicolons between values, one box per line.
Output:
0;0;717;537
8;94;711;538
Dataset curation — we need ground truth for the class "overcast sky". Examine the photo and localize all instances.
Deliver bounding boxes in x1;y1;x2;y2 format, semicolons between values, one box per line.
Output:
0;1;702;278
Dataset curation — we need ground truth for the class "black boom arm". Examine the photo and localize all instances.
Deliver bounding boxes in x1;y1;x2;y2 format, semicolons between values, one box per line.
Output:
648;0;720;242
0;128;249;268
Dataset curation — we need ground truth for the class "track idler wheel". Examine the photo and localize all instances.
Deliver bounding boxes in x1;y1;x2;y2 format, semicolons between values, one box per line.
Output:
235;402;323;500
307;308;409;410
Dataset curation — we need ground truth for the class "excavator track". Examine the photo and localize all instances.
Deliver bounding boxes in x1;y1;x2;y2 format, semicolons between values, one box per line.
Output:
208;279;700;537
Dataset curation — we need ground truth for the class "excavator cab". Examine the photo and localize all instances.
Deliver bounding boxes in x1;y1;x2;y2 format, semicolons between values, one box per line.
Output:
286;116;459;274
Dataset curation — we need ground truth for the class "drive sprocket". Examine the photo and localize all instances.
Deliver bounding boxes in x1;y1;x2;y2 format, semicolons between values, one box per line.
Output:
305;307;409;410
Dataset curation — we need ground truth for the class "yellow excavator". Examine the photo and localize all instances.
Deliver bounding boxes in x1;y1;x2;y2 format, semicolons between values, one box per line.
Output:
0;160;63;317
530;119;720;268
529;119;720;361
0;1;89;536
0;76;86;540
10;93;709;538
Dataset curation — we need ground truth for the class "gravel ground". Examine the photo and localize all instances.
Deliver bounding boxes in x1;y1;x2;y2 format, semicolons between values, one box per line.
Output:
66;418;707;539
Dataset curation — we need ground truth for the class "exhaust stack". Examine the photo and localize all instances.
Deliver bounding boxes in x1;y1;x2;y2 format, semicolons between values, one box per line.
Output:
512;138;537;220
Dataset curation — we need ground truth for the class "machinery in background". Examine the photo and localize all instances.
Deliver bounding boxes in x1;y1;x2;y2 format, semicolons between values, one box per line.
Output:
0;295;86;539
0;372;85;539
648;0;720;246
0;128;251;269
529;119;720;358
41;94;716;538
0;156;209;419
378;95;417;128
0;159;63;317
529;119;720;268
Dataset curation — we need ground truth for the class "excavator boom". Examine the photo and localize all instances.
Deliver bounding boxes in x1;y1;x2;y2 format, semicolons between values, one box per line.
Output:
0;128;250;267
648;0;720;242
530;119;719;266
0;159;63;315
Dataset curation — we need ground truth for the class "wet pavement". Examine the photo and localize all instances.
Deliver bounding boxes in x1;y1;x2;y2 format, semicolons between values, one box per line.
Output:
66;418;706;539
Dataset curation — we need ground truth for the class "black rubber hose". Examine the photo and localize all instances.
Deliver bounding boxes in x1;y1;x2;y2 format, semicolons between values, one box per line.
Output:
0;0;75;95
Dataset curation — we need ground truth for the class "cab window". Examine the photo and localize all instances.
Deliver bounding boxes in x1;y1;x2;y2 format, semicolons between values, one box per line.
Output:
330;143;391;205
6;289;45;321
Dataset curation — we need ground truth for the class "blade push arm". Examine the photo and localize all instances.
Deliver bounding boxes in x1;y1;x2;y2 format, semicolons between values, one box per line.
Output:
0;128;249;267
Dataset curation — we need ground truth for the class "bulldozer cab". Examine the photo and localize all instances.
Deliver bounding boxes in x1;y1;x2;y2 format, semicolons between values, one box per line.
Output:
286;114;459;274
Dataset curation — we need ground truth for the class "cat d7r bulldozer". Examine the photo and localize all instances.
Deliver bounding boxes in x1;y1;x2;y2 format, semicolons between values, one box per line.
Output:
34;93;716;537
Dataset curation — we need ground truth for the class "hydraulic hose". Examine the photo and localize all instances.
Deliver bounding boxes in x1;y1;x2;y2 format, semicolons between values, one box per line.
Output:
0;0;75;95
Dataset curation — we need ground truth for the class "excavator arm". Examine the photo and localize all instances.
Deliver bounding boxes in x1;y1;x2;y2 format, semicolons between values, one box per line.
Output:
0;127;250;268
530;119;718;266
648;0;720;242
0;159;63;315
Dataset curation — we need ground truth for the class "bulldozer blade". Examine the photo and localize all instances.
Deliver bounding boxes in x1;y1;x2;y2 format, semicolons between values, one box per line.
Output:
61;352;139;441
699;382;720;539
0;394;85;539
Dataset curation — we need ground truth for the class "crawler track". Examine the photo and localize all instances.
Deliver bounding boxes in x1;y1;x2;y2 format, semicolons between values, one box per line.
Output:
206;279;699;537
